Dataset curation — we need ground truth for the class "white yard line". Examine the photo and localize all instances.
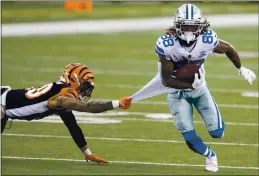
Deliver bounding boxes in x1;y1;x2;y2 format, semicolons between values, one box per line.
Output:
4;54;258;62
2;156;259;170
100;83;258;94
113;117;259;126
3;133;259;147
132;100;259;109
9;116;259;126
93;70;246;80
17;79;259;94
242;92;259;98
6;66;256;80
2;14;258;37
73;111;259;126
8;111;259;126
91;98;259;109
211;52;259;58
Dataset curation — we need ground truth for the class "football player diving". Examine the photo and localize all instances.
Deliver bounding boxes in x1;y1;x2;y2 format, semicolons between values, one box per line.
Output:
125;4;256;172
1;63;132;164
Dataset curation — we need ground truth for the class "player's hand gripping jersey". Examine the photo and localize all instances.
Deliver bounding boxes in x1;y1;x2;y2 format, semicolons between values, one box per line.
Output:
1;63;132;164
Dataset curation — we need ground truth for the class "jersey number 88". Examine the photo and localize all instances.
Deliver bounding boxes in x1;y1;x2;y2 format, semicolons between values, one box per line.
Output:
161;35;174;47
202;30;213;44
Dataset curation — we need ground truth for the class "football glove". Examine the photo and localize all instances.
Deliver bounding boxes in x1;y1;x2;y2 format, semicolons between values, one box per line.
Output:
119;96;132;109
85;154;108;164
192;69;205;89
238;66;256;85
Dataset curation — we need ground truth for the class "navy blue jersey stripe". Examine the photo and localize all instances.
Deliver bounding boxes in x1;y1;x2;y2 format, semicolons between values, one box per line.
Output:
156;44;165;54
186;4;188;19
155;49;166;58
214;40;219;47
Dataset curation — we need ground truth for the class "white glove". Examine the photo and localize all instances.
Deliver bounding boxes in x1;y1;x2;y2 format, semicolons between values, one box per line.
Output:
192;69;205;89
238;66;256;85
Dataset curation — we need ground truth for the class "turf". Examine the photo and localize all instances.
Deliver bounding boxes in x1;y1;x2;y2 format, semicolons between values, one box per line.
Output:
1;2;258;23
1;26;259;175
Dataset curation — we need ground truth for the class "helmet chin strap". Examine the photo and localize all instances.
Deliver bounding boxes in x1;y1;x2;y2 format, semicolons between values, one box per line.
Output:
183;32;195;44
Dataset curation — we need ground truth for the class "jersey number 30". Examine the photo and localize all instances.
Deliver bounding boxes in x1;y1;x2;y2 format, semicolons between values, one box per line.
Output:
202;30;213;44
161;35;174;47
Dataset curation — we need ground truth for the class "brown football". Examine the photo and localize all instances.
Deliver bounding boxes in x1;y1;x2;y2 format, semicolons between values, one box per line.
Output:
175;63;198;83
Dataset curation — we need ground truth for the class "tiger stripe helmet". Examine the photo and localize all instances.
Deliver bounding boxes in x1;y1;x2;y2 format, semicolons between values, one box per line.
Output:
62;63;94;101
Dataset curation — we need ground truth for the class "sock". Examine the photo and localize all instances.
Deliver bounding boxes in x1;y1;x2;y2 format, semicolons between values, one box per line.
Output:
204;147;216;157
83;148;92;156
183;130;216;157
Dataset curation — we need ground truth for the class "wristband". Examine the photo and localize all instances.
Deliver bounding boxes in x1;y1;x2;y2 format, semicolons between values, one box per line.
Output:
112;100;120;109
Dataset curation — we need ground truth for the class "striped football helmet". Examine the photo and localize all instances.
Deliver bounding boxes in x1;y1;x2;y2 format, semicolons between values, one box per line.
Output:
61;63;94;101
174;4;206;44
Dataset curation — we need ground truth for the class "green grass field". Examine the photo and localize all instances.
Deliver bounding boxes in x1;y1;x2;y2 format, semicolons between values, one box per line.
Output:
2;1;258;23
2;12;259;175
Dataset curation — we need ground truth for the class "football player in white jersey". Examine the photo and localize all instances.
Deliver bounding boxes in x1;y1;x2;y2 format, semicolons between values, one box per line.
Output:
125;4;256;172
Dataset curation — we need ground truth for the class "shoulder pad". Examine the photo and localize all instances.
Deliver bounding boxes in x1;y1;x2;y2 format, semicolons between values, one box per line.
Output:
47;87;79;109
155;35;175;60
59;88;79;100
201;29;219;50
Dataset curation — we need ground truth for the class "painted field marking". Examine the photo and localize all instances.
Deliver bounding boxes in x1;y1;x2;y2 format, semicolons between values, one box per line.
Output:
2;156;259;170
130;100;259;109
2;14;258;36
3;133;259;147
72;111;259;126
101;83;259;94
123;117;259;126
6;66;254;80
20;80;259;94
7;111;259;126
91;98;259;109
242;92;259;98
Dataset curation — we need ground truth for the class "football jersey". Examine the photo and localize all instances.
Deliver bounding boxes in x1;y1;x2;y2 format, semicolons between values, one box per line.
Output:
4;82;78;121
155;29;219;78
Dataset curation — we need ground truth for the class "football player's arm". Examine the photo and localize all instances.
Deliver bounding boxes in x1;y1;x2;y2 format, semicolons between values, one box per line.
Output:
213;39;256;84
57;111;88;155
213;39;241;69
159;57;193;89
48;96;119;113
48;87;131;113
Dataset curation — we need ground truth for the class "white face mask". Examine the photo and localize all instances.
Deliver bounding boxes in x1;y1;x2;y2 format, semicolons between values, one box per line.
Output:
183;31;196;44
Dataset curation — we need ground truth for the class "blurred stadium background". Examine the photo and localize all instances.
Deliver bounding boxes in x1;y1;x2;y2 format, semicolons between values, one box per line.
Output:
1;1;258;175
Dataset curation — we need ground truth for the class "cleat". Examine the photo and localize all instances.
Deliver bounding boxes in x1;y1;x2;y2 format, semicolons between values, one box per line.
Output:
205;156;218;172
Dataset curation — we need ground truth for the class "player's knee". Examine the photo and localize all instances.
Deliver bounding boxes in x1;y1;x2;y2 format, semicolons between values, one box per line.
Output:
209;128;224;138
208;120;225;138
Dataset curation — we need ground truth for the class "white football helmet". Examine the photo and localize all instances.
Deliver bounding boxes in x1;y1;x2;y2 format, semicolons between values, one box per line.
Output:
174;4;206;44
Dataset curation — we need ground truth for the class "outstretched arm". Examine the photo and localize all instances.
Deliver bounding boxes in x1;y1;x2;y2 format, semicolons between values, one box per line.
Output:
48;96;131;113
56;96;114;113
